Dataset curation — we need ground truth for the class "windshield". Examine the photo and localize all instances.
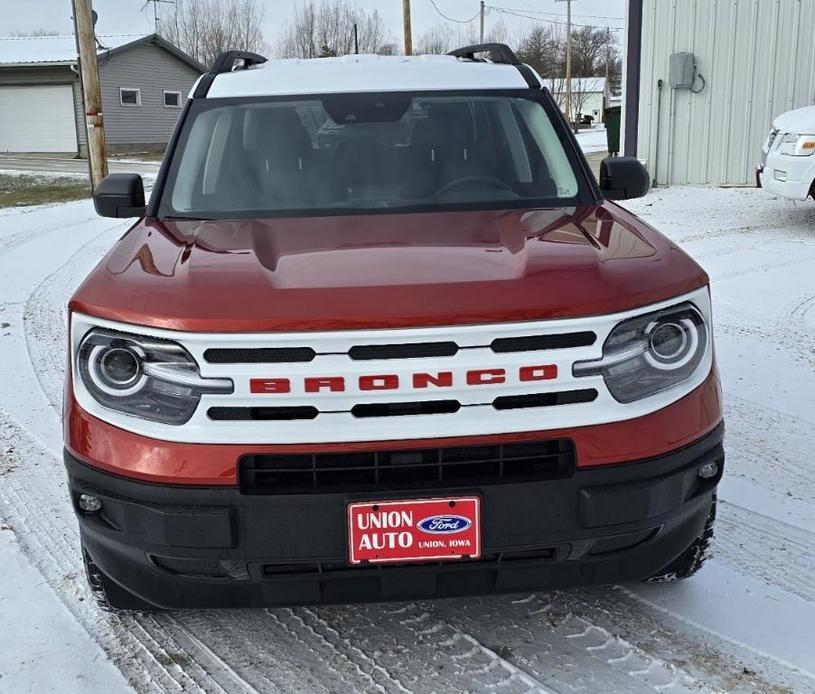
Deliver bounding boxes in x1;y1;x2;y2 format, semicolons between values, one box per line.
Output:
159;91;586;219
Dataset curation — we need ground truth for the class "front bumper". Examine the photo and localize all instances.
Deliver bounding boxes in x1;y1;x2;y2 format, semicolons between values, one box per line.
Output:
757;153;814;200
65;423;724;608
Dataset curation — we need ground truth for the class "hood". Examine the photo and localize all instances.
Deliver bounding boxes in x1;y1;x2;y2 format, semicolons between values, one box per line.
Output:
773;104;815;134
70;203;708;332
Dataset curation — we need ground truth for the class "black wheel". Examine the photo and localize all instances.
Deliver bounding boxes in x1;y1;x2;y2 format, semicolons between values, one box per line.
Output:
645;495;716;583
82;547;157;612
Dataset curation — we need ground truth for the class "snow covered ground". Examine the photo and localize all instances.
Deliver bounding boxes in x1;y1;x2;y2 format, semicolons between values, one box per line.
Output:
0;184;814;693
574;125;609;154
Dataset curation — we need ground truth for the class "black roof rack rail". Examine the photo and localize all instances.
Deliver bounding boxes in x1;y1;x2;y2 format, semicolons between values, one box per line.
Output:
449;43;519;64
193;50;268;99
210;50;268;74
448;42;540;89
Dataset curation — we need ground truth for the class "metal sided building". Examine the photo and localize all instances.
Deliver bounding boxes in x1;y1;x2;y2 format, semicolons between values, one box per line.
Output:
623;0;815;186
0;34;203;156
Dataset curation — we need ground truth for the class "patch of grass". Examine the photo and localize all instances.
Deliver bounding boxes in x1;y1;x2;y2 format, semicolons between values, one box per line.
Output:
0;173;91;208
110;151;165;162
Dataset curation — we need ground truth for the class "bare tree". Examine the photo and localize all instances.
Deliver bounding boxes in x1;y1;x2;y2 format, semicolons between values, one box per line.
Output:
484;18;510;46
416;24;455;55
277;1;391;59
516;25;564;78
415;17;510;56
542;76;567;109
569;25;608;77
569;77;596;119
160;0;267;68
9;28;61;37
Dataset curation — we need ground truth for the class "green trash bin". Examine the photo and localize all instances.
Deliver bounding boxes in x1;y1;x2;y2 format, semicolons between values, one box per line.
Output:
604;105;621;155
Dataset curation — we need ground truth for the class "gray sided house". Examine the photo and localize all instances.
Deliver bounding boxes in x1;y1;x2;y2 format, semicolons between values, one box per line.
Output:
0;33;203;156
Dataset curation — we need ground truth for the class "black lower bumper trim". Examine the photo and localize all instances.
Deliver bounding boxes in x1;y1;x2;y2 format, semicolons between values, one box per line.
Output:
65;423;724;608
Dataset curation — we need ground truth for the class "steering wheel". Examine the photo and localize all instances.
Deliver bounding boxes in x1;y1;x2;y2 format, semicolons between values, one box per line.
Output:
435;176;515;197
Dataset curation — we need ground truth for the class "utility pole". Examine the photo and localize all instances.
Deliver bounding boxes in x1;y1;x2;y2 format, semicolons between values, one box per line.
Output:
554;0;574;126
402;0;413;55
479;1;485;43
604;26;611;109
565;0;572;126
72;0;107;189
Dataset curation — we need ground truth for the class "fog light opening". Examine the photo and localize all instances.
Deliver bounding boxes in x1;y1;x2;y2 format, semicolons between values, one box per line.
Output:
697;461;719;480
78;493;103;513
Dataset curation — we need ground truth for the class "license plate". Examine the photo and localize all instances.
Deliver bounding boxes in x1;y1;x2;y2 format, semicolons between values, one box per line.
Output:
347;496;481;565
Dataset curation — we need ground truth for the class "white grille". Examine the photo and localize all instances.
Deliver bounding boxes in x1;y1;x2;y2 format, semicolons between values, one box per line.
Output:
71;287;712;444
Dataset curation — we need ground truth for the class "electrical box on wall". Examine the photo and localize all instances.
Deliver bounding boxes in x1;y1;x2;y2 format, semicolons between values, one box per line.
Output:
669;52;696;88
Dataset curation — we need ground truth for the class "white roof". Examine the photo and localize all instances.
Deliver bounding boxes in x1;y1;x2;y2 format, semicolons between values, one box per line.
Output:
571;76;607;93
204;54;530;98
0;34;149;66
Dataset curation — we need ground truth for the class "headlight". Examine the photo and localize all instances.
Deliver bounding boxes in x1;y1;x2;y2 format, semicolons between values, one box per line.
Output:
778;133;815;156
573;302;708;403
763;127;778;153
77;329;233;424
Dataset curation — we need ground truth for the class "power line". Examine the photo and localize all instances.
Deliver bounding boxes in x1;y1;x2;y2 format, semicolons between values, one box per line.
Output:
487;5;624;30
427;0;481;24
511;4;623;21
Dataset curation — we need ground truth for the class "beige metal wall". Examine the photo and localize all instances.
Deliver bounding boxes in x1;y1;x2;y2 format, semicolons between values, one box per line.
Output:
637;0;815;185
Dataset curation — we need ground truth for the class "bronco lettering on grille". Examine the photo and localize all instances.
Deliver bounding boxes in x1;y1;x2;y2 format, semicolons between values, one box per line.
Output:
250;365;557;394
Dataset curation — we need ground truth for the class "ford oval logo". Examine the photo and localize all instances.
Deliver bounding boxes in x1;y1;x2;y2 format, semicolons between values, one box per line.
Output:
417;515;472;534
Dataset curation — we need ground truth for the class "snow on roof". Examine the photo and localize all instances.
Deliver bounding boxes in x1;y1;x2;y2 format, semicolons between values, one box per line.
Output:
0;34;150;66
571;76;607;93
206;54;530;98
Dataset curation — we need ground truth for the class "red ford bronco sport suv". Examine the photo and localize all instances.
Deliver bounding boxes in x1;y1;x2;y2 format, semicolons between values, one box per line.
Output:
65;45;723;610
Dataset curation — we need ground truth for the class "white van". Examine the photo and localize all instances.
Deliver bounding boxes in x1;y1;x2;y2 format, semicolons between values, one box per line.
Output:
757;105;815;201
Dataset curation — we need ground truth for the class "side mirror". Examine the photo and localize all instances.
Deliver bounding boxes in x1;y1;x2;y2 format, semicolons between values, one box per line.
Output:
599;156;650;200
93;173;146;218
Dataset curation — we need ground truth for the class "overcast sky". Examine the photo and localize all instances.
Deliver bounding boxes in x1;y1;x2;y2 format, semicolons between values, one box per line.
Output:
1;0;626;50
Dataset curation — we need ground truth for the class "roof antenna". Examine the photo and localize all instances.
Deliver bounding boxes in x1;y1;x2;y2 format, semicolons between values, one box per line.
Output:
140;0;175;34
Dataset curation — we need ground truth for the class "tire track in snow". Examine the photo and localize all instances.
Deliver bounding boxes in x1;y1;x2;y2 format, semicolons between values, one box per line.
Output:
298;606;413;692
710;256;812;282
0;206;101;256
304;601;550;693
715;501;815;602
722;396;815;504
433;594;716;693
0;410;188;693
307;596;720;694
23;223;120;414
265;607;400;693
716;320;815;373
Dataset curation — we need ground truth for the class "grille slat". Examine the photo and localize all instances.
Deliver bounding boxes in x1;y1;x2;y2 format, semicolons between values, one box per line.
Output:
349;342;459;360
493;389;598;410
351;400;461;418
240;438;575;494
490;332;596;353
204;347;316;363
208;406;319;421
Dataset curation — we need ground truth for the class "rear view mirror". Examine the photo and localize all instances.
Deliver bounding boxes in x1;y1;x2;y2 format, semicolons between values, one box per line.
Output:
93;173;146;218
599;157;650;200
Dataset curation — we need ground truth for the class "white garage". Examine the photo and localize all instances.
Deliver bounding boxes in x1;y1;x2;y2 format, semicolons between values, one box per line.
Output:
0;84;78;153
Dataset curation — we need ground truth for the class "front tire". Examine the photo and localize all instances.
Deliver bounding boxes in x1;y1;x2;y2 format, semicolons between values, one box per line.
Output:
82;547;157;612
645;495;716;583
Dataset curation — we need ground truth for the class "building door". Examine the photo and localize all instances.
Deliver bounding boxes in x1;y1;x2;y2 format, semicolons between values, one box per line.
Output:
0;84;78;153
